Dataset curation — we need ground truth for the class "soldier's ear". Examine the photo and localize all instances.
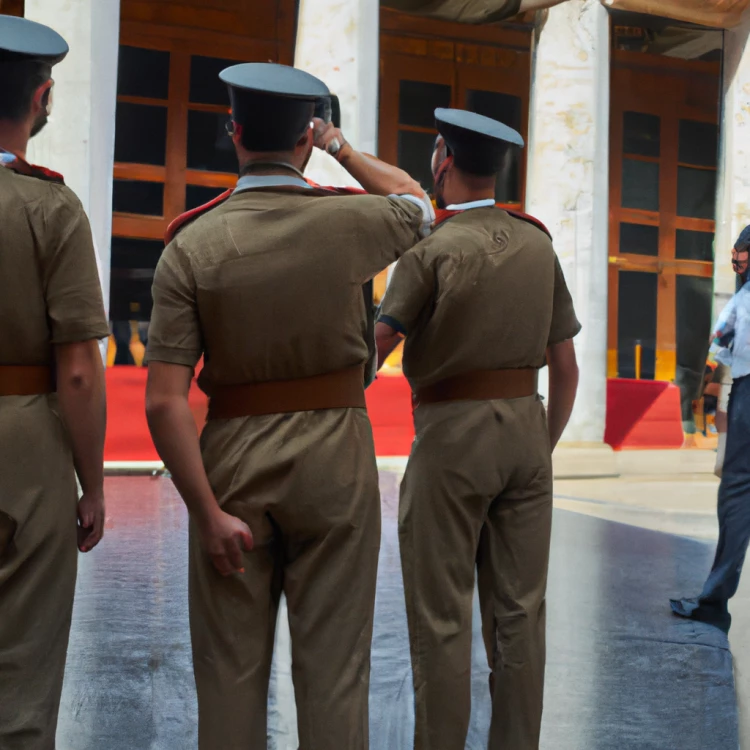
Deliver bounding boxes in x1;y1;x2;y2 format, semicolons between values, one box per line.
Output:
297;123;314;149
33;78;54;115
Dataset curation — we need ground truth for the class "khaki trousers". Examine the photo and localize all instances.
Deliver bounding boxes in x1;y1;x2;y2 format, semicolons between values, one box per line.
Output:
399;396;553;750
191;407;381;749
0;397;78;750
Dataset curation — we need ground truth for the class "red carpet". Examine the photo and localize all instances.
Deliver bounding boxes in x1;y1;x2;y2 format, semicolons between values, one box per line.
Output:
604;378;684;450
104;367;415;462
105;369;686;461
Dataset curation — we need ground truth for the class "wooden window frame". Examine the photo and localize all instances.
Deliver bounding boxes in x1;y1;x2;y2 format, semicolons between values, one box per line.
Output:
0;0;24;16
608;49;721;381
378;14;532;211
113;0;296;240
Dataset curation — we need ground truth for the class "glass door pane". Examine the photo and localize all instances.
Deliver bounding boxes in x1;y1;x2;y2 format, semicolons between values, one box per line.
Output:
399;80;451;127
617;271;658;379
676;275;714;423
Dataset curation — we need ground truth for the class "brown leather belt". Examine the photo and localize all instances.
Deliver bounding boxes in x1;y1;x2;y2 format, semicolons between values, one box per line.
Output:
0;365;54;397
415;368;539;405
208;366;366;420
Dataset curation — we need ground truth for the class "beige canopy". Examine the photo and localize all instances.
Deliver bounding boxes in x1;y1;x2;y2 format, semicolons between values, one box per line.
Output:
381;0;750;28
602;0;749;29
380;0;528;24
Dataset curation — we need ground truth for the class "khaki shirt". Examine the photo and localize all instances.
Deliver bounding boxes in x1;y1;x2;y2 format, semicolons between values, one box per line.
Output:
0;167;109;365
147;189;425;394
378;207;581;390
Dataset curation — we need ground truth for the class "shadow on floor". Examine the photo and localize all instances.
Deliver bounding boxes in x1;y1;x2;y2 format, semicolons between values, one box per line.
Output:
56;476;737;750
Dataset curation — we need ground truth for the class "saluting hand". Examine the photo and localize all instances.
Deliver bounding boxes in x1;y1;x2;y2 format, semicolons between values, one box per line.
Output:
199;509;254;577
77;491;105;553
312;117;350;160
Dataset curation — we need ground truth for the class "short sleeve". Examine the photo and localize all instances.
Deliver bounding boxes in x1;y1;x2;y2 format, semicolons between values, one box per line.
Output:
147;239;203;368
377;247;433;336
44;188;109;344
548;255;582;346
354;195;431;283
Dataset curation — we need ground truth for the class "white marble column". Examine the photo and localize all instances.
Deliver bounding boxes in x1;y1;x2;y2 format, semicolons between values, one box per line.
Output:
525;0;611;444
25;0;120;352
294;0;380;187
714;16;750;321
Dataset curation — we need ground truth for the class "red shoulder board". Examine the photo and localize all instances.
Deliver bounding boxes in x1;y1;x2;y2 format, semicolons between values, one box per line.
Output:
25;163;65;184
165;189;233;243
433;208;462;228
434;204;552;240
1;153;64;184
305;179;367;196
503;208;552;240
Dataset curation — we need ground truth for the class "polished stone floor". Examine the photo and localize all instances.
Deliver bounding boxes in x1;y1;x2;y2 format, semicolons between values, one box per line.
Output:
56;474;738;750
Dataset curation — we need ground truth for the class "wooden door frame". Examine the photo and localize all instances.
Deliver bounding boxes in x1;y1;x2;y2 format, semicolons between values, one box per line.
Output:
113;2;297;242
378;25;531;206
608;51;719;381
378;54;456;169
455;60;530;209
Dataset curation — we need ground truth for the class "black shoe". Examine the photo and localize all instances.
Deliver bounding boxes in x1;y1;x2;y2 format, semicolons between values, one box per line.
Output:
670;597;732;633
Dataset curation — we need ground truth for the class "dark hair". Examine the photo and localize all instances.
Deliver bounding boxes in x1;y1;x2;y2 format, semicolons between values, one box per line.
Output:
0;60;51;122
735;225;750;254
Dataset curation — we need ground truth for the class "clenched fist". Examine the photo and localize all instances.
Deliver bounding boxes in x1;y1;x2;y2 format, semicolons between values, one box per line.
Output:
312;117;351;160
198;509;254;577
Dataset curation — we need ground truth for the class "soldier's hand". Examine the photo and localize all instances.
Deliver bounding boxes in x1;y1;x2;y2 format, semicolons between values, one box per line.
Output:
200;509;254;577
77;491;105;553
312;117;349;159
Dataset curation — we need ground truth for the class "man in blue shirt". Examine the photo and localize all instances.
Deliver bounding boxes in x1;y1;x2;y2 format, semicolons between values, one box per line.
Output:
672;226;750;632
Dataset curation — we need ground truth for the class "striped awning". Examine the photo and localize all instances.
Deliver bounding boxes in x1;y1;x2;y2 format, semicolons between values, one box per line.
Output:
379;0;528;24
602;0;748;29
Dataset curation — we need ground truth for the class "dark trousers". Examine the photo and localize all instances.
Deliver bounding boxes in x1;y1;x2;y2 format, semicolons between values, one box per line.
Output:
673;374;750;629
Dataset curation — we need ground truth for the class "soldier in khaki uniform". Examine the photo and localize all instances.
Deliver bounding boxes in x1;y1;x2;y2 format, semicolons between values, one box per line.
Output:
376;109;581;749
145;63;432;749
0;17;109;749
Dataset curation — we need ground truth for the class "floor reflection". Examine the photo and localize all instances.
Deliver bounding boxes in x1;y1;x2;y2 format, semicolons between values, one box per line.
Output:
56;475;737;750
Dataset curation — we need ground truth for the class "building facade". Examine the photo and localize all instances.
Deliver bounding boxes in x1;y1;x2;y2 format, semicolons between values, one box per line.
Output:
2;0;750;445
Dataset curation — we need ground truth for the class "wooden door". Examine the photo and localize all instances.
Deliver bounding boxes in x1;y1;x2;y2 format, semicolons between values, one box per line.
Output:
0;1;24;15
608;51;720;383
110;0;296;324
378;27;531;213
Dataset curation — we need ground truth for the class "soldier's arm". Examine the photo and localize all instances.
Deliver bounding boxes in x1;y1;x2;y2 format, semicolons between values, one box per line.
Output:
313;118;426;200
147;371;254;576
146;244;252;577
546;254;582;450
375;322;405;369
45;188;110;552
146;364;224;528
55;341;106;551
375;246;434;368
546;340;579;451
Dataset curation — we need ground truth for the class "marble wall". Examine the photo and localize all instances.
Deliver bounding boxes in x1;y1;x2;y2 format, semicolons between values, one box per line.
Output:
715;16;750;320
24;0;120;338
526;0;611;443
295;0;380;188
